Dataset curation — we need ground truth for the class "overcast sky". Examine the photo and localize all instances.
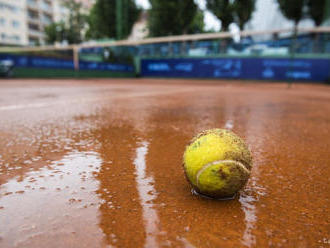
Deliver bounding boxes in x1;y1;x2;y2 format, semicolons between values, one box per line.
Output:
135;0;221;31
135;0;313;32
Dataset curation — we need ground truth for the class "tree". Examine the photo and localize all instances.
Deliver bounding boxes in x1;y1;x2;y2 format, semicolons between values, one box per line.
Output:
276;0;308;54
206;0;235;31
277;0;307;87
45;0;87;44
64;0;87;44
148;0;198;37
205;0;256;31
233;0;256;30
277;0;306;32
87;0;140;40
187;9;205;34
45;22;66;44
87;0;116;39
307;0;326;26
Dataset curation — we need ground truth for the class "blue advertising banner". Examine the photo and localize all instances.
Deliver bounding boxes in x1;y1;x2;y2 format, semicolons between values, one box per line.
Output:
0;53;134;72
141;57;330;82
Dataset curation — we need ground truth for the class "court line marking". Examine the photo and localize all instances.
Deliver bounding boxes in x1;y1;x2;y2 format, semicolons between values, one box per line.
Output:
0;89;195;112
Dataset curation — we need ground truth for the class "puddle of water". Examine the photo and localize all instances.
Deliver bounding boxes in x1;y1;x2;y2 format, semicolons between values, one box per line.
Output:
0;151;105;248
133;141;160;248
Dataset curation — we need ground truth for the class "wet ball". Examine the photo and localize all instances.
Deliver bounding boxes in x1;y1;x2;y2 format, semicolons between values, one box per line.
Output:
183;129;252;199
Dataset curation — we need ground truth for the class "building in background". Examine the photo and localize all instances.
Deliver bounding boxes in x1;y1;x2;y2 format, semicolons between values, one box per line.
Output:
0;0;93;46
53;0;70;23
53;0;95;23
75;0;94;9
26;0;54;46
0;0;28;46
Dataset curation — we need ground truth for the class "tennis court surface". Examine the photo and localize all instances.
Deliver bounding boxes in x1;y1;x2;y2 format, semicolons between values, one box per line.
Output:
0;79;329;247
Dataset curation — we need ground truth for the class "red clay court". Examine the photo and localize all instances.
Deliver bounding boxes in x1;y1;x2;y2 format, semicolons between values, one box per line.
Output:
0;79;329;247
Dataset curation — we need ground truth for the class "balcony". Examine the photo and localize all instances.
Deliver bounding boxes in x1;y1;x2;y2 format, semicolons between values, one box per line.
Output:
27;0;39;11
28;13;40;24
28;23;44;37
28;29;45;38
27;18;40;26
28;36;40;46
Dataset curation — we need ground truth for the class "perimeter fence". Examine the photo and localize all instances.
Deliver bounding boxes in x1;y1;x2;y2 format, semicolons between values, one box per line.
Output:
0;27;329;81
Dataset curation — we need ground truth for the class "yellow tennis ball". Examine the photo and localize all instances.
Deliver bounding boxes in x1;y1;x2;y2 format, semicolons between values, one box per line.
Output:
183;129;252;199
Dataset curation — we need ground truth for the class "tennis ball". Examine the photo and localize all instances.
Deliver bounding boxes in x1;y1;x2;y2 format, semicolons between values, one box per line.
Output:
183;129;252;199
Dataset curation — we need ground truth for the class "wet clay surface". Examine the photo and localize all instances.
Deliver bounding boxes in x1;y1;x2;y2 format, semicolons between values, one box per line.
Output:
0;79;329;248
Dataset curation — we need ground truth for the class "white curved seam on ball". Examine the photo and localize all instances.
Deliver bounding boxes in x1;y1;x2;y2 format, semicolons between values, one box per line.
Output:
196;160;250;187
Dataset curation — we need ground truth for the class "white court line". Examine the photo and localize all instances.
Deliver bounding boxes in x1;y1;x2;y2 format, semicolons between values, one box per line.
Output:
134;141;160;248
0;88;195;112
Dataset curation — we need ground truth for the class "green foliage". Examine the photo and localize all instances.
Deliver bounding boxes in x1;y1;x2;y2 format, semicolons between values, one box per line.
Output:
187;9;205;34
87;0;140;40
44;0;87;44
148;0;198;37
307;0;326;26
234;0;256;30
45;22;66;44
63;0;87;44
206;0;256;31
277;0;306;25
206;0;235;31
87;0;116;39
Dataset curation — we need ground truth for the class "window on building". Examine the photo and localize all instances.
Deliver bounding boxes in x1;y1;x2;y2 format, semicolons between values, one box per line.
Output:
27;0;38;10
28;0;37;4
41;1;52;12
29;36;39;46
60;6;68;14
1;33;6;40
29;23;40;31
11;6;19;13
12;20;20;28
0;18;5;26
28;10;39;19
0;3;21;13
41;14;52;25
13;35;21;42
